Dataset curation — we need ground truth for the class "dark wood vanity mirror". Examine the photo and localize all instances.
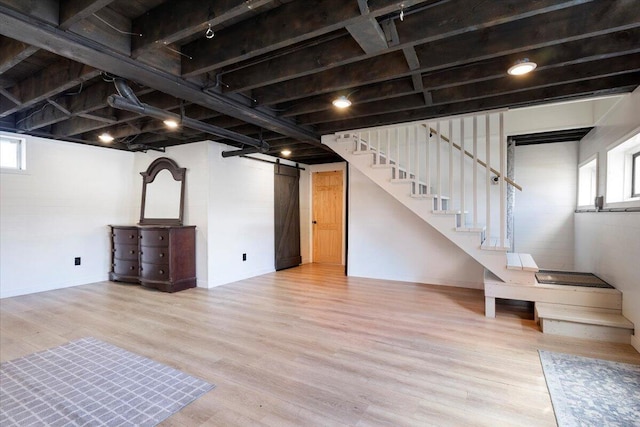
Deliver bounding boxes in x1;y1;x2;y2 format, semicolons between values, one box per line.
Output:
139;157;186;225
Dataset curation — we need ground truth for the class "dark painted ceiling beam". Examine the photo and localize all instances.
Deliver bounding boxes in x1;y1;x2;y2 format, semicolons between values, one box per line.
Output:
181;0;434;76
0;58;99;117
0;4;325;148
220;32;363;93
315;74;640;133
0;36;38;73
299;56;640;126
220;0;597;94
253;50;410;105
131;0;275;57
253;0;640;106
279;78;416;117
282;33;640;121
59;0;116;29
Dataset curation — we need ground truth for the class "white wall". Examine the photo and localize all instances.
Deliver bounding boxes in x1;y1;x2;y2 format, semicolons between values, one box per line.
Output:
132;142;210;287
575;87;640;352
514;142;578;270
347;166;484;289
0;135;134;298
207;144;278;286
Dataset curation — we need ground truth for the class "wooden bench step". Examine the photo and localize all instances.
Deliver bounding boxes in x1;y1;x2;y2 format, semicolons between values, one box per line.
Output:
506;252;538;272
535;302;634;343
536;302;633;329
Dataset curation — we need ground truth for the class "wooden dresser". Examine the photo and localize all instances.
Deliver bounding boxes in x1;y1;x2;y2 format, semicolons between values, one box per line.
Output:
109;225;196;292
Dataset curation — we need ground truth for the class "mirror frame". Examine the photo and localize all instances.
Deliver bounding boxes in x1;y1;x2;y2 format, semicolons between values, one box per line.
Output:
139;157;186;225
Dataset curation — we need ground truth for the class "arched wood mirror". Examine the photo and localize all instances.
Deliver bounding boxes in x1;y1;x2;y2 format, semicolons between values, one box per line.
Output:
139;157;186;225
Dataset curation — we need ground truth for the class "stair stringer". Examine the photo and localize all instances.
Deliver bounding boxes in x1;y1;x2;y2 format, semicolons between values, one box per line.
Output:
325;136;534;285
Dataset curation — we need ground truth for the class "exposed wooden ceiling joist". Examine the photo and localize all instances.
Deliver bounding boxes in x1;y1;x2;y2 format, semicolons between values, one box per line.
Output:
0;0;638;164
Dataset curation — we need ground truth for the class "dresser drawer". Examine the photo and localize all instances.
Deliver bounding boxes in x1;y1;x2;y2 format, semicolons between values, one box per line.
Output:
140;262;170;282
113;259;139;276
112;228;139;244
113;244;139;261
140;245;168;264
140;229;170;247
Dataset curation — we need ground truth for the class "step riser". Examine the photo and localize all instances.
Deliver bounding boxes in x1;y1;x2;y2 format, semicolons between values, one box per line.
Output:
485;282;622;310
540;319;632;344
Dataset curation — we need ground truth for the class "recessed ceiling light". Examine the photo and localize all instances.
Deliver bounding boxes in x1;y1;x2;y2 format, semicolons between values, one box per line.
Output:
98;132;114;143
332;95;352;109
507;59;537;76
163;119;179;129
281;149;292;156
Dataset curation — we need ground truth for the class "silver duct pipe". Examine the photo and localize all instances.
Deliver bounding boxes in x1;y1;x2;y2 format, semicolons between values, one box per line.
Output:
107;89;269;154
114;79;141;106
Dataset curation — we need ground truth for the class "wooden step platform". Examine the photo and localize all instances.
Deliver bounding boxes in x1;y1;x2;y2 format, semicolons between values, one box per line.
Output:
506;252;539;272
536;302;634;344
483;270;622;318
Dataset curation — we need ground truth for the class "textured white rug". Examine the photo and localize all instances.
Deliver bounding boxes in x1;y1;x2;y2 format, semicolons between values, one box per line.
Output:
539;350;640;427
0;337;214;426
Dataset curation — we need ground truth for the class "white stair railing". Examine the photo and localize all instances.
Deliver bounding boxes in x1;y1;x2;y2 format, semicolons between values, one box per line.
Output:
337;111;522;250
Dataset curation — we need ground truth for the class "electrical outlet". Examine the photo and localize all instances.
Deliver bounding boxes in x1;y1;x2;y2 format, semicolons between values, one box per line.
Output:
242;253;247;261
74;257;81;266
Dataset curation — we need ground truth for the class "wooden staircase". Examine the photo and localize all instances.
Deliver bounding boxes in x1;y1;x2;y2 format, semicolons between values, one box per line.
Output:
322;112;634;344
324;112;537;286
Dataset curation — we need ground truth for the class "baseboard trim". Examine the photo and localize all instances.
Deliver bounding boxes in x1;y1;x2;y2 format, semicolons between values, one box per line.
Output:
346;273;483;290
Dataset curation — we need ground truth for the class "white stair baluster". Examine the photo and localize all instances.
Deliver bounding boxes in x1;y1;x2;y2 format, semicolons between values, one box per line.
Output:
499;112;506;247
376;130;381;165
396;127;401;179
486;114;491;244
424;123;430;197
448;120;454;211
473;116;478;228
436;121;442;210
459;119;465;224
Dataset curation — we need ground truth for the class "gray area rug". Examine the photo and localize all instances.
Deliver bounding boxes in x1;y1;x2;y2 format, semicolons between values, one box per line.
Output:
0;337;215;426
539;350;640;427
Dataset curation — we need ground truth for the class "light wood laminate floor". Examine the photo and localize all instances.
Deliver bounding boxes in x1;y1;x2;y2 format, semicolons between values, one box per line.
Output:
1;264;639;426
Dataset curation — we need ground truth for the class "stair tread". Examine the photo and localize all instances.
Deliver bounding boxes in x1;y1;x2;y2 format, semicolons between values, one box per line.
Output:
506;252;539;272
536;302;633;329
519;253;539;272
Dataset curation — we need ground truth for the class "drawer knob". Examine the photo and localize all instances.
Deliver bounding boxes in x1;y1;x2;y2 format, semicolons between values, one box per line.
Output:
159;236;164;240
159;269;164;274
159;253;164;257
130;250;135;254
129;234;135;239
129;266;135;270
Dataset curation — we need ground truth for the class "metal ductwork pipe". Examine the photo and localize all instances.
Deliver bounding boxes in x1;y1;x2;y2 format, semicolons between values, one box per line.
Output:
107;88;269;154
114;79;141;106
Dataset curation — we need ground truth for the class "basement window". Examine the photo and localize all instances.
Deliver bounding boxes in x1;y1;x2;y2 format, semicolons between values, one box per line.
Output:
606;130;640;205
0;135;26;171
577;157;597;207
633;151;640;198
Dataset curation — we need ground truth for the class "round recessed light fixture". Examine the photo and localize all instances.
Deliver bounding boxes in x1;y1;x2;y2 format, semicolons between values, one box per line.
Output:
507;58;537;76
332;95;352;109
281;149;292;157
98;132;114;143
163;119;179;129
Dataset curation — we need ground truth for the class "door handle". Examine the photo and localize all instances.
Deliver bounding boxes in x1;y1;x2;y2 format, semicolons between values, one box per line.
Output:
312;220;317;224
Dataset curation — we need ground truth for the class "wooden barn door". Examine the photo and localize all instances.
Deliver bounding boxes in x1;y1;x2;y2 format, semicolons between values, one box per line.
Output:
274;163;302;270
312;170;343;264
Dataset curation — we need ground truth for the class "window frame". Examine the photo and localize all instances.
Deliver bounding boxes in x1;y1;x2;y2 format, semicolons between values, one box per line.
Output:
577;156;598;208
632;150;640;198
0;134;27;173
